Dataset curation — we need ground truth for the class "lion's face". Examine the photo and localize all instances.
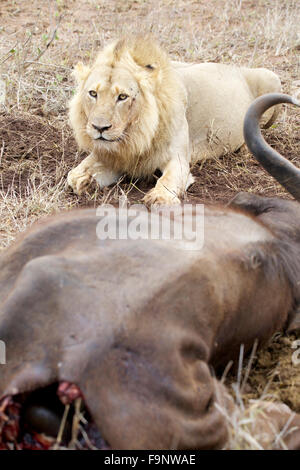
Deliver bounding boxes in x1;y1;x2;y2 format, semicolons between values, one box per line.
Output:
80;66;143;151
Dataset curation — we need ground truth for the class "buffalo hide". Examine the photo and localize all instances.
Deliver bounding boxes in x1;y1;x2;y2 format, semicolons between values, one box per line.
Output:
1;201;300;449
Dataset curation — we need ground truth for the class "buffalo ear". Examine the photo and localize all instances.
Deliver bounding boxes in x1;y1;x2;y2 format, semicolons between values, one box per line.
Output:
228;192;267;216
72;62;91;84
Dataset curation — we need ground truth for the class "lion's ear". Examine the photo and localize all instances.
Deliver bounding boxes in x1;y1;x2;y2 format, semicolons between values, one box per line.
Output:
136;63;162;88
145;64;156;70
72;62;91;84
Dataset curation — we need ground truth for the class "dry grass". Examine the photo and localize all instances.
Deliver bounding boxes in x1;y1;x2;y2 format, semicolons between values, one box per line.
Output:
0;0;300;449
218;338;300;450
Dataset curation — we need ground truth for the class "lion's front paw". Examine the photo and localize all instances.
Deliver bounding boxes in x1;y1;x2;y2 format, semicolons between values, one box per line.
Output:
67;168;92;195
143;187;181;207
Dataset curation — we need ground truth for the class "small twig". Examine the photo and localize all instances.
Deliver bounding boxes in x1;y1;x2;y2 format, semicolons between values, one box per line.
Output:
78;425;99;450
24;15;63;70
237;343;244;391
52;403;70;450
0;34;31;66
69;398;82;449
221;360;233;384
241;339;258;393
0;141;5;167
23;61;70;70
127;181;147;196
0;43;18;66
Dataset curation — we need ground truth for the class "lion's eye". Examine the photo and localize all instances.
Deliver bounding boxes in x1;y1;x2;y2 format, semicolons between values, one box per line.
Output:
89;90;97;98
118;93;128;101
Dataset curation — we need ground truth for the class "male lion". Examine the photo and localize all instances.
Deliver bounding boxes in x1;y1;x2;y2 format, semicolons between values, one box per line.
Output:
67;36;281;205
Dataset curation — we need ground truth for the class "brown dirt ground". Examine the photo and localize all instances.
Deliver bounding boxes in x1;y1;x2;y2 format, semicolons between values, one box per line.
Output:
245;333;300;413
0;0;300;447
1;108;299;204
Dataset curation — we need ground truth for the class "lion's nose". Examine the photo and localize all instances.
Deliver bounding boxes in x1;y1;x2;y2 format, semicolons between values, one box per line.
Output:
92;123;112;133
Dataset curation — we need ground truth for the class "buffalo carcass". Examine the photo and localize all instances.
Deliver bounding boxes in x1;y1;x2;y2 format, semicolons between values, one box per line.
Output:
0;93;300;450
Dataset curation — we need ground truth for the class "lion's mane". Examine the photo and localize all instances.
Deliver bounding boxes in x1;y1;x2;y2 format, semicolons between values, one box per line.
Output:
68;36;186;177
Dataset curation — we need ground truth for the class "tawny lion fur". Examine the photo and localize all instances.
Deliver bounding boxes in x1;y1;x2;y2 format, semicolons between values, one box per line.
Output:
68;36;281;205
